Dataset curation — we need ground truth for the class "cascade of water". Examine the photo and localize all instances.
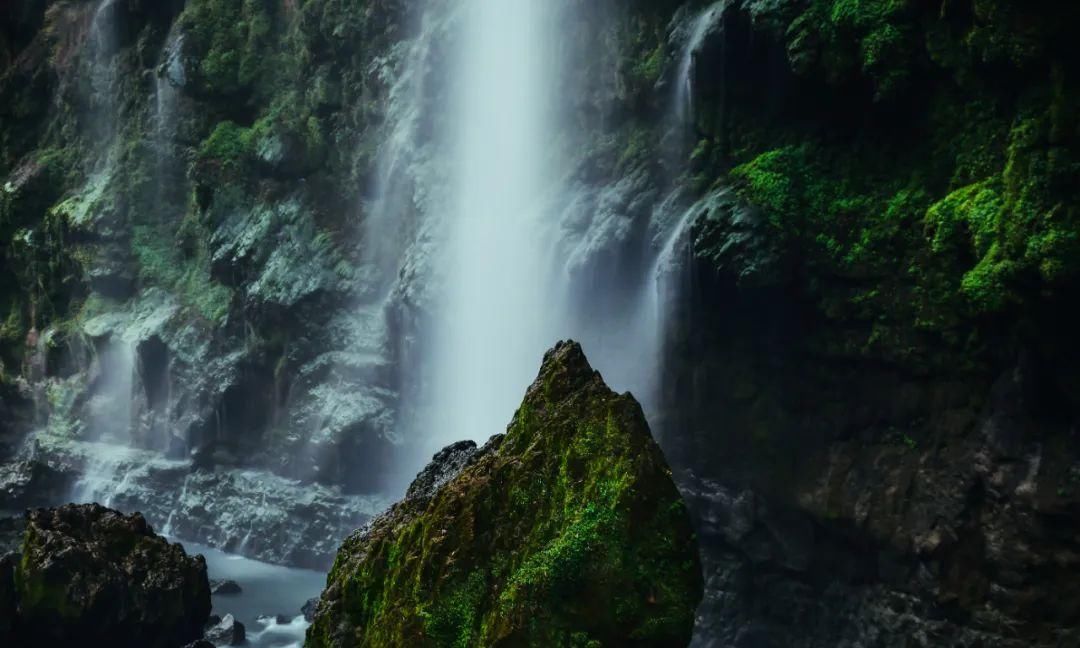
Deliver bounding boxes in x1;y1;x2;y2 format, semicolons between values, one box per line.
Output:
362;13;440;286
395;0;725;461
155;24;185;199
420;0;557;454
70;337;137;505
583;5;725;436
576;4;724;438
670;2;724;157
87;0;120;146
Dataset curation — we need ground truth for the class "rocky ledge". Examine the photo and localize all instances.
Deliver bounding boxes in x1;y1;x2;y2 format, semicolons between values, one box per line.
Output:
1;503;211;648
307;341;703;646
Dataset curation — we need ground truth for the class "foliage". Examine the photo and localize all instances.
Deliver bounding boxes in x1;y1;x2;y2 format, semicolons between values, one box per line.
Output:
685;0;1080;369
180;0;275;99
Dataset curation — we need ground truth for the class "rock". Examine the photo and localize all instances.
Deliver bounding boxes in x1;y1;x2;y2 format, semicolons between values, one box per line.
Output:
203;613;245;646
12;503;211;648
0;459;71;509
0;553;15;642
0;511;26;556
307;341;702;647
301;597;318;622
403;439;478;502
209;579;242;595
182;642;214;648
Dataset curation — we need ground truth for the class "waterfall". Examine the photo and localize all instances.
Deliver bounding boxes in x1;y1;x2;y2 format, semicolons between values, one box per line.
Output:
87;0;120;146
69;337;137;505
67;0;184;506
671;2;724;155
386;0;724;462
155;22;185;200
421;0;557;453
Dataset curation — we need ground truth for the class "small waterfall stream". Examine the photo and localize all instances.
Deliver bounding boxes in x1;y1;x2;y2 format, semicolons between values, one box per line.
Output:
671;2;724;153
68;1;188;508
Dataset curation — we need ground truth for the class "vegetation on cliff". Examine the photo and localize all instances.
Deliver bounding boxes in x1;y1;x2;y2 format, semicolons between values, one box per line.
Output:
685;0;1080;364
307;341;702;647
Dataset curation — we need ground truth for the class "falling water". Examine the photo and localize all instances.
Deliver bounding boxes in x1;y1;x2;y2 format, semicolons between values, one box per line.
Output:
636;3;727;421
421;0;557;452
671;2;724;155
155;23;185;197
87;0;120;146
362;10;441;285
397;0;726;460
69;337;138;505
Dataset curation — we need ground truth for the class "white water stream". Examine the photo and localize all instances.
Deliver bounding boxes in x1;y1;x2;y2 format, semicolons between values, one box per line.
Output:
422;0;558;452
403;0;721;458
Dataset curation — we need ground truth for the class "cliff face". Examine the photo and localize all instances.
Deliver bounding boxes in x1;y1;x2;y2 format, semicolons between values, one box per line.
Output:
0;0;412;566
646;1;1080;646
307;341;702;647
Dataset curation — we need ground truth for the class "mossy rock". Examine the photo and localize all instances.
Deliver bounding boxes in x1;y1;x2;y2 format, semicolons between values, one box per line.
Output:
307;341;702;647
12;504;211;648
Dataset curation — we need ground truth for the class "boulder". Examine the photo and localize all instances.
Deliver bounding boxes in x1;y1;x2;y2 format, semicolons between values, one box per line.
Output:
307;341;703;647
301;596;318;622
203;613;244;646
209;579;242;595
12;503;211;648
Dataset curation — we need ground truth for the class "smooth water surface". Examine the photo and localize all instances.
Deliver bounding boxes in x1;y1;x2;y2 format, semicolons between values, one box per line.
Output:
176;539;327;648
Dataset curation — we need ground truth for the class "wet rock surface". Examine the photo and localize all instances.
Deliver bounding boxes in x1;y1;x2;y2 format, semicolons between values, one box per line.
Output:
203;613;245;646
308;341;703;647
301;597;318;622
8;503;211;648
9;432;386;569
209;579;241;595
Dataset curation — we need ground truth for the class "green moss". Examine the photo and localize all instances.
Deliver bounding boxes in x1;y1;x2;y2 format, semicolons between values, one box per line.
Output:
132;222;232;323
15;529;77;620
616;125;654;173
633;42;665;86
197;121;254;170
180;0;276;98
709;0;1080;360
308;343;701;647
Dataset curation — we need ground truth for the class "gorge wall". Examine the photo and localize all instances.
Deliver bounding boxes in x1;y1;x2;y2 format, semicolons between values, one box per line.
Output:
1;0;1078;646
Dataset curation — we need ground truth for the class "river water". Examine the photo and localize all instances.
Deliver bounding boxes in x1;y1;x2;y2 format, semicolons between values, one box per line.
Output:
176;539;326;648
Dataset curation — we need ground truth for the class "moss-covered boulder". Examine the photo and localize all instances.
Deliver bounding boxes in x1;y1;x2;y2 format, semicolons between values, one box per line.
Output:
307;341;702;647
11;503;211;648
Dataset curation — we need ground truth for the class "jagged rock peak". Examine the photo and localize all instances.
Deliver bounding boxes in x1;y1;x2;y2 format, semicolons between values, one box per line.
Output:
307;340;702;647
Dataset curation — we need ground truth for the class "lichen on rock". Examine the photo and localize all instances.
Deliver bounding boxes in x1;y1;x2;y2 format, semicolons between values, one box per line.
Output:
307;341;702;647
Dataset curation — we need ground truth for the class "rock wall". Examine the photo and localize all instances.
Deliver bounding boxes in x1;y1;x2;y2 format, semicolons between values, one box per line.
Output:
645;1;1080;645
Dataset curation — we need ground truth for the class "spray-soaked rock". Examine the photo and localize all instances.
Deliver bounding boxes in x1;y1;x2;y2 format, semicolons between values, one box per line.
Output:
209;579;242;595
203;613;245;646
307;341;702;647
11;503;211;648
